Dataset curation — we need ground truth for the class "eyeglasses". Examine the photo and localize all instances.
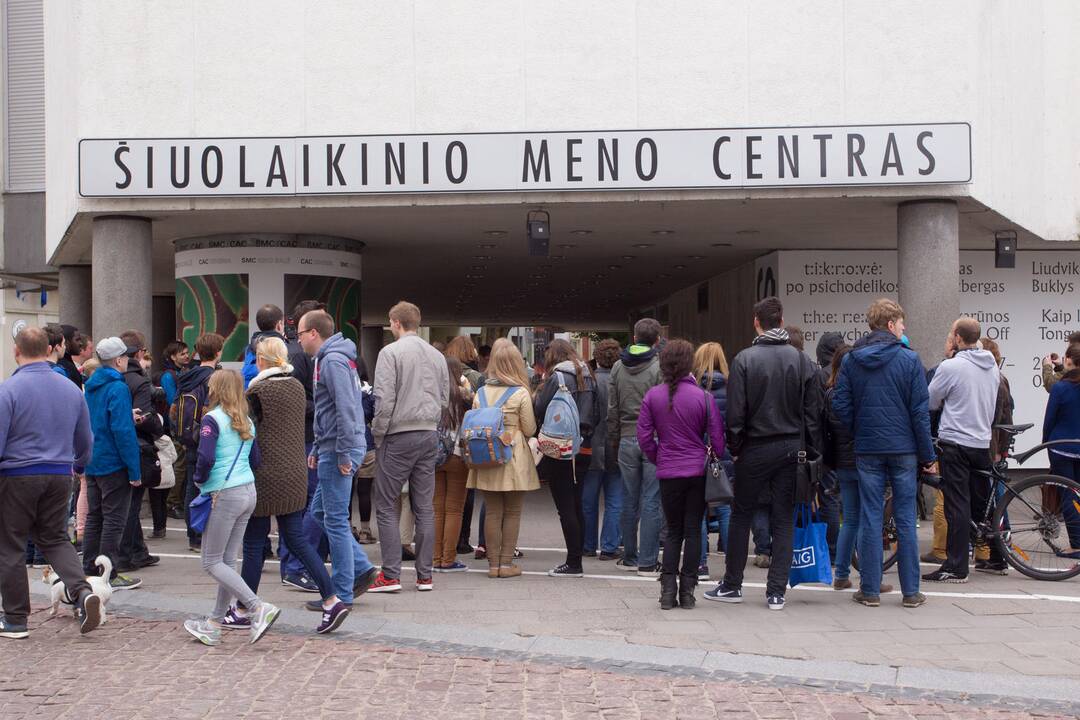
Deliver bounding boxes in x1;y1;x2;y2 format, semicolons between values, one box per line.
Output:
297;327;316;338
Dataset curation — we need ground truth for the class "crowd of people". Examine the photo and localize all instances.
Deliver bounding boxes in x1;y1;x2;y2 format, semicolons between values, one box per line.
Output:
3;294;1080;643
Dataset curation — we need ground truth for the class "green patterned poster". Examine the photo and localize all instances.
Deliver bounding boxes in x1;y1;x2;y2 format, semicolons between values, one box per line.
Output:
284;275;361;344
176;274;250;361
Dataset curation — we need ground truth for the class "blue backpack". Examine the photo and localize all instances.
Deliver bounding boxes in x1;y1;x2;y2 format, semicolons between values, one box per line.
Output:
537;372;582;460
461;386;520;468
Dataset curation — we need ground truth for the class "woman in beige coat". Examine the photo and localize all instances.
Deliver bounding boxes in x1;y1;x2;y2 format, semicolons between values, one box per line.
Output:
466;338;540;578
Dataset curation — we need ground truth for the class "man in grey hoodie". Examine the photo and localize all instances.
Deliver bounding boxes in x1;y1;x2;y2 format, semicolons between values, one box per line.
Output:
369;301;449;593
298;310;376;606
925;317;1001;582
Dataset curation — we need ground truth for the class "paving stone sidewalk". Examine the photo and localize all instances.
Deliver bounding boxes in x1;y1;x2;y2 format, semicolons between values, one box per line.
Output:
1;611;1074;720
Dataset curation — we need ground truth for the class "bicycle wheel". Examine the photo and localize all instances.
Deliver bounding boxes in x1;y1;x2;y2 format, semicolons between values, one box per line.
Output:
993;474;1080;581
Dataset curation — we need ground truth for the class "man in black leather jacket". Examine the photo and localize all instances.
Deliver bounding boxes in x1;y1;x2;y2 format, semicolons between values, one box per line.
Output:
705;297;822;611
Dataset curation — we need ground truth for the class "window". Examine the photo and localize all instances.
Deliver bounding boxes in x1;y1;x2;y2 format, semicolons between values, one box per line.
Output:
4;0;45;192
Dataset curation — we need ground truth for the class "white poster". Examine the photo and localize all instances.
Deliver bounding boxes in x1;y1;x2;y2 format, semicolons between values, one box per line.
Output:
79;123;971;197
772;249;1080;457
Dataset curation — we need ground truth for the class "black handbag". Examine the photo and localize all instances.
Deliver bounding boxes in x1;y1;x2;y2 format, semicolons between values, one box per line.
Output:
702;390;733;505
794;366;822;504
139;443;162;489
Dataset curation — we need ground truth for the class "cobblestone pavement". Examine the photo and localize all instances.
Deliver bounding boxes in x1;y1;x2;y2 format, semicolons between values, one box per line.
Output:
1;611;1075;720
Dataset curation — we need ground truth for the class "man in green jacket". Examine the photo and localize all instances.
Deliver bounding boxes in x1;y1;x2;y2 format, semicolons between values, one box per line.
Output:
607;318;663;577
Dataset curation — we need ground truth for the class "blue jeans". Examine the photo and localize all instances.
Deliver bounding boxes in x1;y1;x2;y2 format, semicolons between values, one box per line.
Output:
279;442;322;578
313;449;374;603
856;454;920;597
582;468;623;554
1049;453;1080;550
834;467;861;580
701;505;730;559
751;507;771;554
617;437;661;568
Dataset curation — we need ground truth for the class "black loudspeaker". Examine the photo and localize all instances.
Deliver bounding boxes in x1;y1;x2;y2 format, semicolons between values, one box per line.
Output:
528;219;550;257
995;233;1016;269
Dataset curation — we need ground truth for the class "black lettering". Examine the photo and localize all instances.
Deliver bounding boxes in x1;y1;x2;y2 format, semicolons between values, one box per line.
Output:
239;146;255;187
114;143;131;189
712;136;731;180
266;145;288;187
422;141;430;185
146;146;153;189
917;131;935;176
360;143;368;185
200;145;223;188
385;142;405;185
745;136;762;179
635;138;657;181
880;132;903;176
847;134;867;177
302;144;310;186
598;138;618;181
522;140;550;182
813;134;832;177
778;135;799;178
170;145;190;188
566;138;583;182
445;141;467;184
326;143;345;185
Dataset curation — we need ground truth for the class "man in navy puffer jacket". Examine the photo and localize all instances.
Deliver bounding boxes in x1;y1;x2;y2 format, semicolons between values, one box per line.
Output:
833;299;935;609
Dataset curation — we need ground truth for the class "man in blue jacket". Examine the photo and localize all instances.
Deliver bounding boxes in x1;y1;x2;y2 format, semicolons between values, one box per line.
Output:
833;299;935;609
298;310;376;607
82;337;143;590
0;328;101;639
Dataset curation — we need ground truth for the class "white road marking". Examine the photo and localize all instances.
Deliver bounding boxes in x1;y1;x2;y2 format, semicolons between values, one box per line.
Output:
147;552;1080;603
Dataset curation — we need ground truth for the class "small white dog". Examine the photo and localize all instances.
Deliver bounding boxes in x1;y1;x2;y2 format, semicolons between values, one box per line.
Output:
44;555;113;624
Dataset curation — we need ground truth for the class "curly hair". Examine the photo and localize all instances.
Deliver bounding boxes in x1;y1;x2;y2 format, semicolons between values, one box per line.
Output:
593;339;621;369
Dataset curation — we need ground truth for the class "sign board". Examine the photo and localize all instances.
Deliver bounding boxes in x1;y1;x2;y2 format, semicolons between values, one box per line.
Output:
760;249;1079;458
79;123;972;197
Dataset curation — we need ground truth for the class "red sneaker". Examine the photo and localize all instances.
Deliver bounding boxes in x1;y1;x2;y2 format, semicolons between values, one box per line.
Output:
367;571;402;593
416;576;433;592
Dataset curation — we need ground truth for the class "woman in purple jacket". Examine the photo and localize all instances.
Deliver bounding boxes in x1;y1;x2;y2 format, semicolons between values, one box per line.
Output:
638;339;726;610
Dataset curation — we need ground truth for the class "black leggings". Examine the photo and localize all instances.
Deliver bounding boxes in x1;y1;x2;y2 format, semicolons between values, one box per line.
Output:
540;455;588;569
148;488;170;533
659;476;706;577
352;476;373;524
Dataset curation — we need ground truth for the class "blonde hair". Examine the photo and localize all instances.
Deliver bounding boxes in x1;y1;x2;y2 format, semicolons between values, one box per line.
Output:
445;335;478;364
207;370;253;441
867;299;905;331
487;338;531;390
82;357;101;377
693;342;729;386
388;301;421;331
256;336;294;373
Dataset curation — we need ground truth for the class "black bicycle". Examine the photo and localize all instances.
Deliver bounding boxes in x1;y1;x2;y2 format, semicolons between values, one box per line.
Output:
854;424;1080;581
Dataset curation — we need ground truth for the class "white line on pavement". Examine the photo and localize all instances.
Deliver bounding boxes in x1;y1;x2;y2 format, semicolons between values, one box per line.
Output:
148;552;1080;604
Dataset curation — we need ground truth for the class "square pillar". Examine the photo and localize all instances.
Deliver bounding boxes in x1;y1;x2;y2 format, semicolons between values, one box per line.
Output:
898;200;959;366
92;216;153;341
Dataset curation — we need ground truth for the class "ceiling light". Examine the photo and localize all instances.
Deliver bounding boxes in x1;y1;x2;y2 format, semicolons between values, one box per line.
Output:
570;229;593;236
549;255;565;261
470;265;486;271
735;229;759;235
594;273;606;279
478;243;497;249
621;255;636;261
557;243;577;250
658;273;671;278
710;242;733;248
484;230;507;237
632;243;655;249
688;255;706;260
607;264;622;270
673;264;686;270
651;229;675;236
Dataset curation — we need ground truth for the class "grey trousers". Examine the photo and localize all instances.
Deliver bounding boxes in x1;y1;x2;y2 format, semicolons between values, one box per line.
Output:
374;430;437;580
201;483;259;620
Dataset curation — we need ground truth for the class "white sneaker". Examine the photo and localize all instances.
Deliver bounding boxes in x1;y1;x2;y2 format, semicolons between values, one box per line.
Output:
184;618;221;646
249;602;280;645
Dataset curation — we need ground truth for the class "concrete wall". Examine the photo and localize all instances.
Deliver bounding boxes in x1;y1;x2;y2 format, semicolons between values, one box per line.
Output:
44;1;1080;261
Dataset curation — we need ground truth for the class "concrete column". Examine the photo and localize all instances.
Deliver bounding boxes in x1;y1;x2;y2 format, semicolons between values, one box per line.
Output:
92;216;153;341
58;265;92;333
897;200;959;367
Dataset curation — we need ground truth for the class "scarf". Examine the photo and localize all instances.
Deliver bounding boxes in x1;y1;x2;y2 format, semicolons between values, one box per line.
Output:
752;328;790;346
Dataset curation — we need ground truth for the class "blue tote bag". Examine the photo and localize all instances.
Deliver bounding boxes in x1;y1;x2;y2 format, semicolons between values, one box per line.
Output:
188;440;247;534
789;502;833;587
